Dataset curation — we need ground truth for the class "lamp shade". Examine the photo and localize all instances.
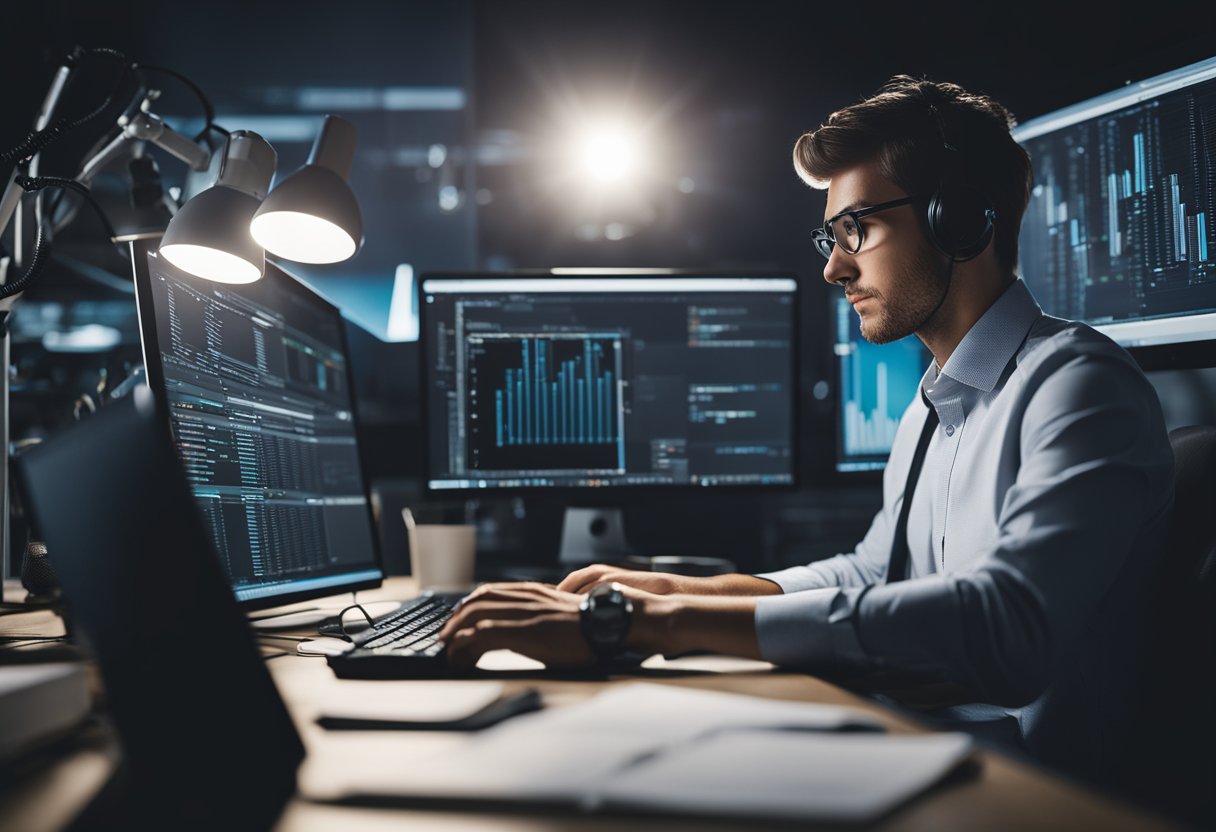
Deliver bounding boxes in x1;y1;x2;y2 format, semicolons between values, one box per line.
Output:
250;115;363;264
159;131;276;283
159;185;264;283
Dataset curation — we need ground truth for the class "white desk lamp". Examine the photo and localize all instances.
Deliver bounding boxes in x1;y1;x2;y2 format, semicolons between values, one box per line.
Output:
0;48;364;578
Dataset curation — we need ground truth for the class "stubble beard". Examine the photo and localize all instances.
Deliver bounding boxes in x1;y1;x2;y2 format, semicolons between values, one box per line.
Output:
858;245;948;345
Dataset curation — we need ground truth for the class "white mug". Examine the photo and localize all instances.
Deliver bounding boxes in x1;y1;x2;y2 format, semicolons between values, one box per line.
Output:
402;508;476;592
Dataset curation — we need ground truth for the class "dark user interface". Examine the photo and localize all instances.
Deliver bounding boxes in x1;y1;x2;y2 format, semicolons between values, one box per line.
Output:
1018;72;1216;333
424;278;796;491
144;255;378;603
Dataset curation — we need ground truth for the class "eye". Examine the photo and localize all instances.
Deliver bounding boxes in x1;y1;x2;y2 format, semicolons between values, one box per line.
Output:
841;218;858;236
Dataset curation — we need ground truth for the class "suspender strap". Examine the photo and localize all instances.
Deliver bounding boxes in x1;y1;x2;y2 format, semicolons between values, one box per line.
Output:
886;399;939;584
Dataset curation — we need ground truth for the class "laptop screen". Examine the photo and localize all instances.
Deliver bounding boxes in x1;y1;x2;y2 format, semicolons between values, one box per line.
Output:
14;386;304;826
133;243;382;608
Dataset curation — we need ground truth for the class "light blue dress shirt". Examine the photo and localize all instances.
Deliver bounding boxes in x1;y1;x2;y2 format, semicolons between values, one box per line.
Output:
755;278;1174;781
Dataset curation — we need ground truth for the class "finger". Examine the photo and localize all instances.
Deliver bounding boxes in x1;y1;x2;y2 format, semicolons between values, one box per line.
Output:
445;618;542;668
442;583;578;638
458;580;535;605
569;576;615;594
568;569;651;594
442;596;520;640
446;615;591;668
438;600;543;642
444;626;483;667
451;584;537;618
459;584;559;611
556;564;613;593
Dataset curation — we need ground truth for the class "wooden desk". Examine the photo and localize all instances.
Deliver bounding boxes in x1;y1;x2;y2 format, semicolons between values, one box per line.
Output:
0;577;1176;831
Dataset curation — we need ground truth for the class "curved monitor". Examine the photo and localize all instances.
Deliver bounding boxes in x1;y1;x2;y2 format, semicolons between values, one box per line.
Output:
132;240;382;609
420;273;798;495
1013;56;1216;359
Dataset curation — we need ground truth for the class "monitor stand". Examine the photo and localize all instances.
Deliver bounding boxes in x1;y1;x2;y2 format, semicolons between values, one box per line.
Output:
557;507;633;567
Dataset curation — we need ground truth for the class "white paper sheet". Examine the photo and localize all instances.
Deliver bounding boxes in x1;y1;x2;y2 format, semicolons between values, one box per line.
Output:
526;682;884;741
594;730;975;822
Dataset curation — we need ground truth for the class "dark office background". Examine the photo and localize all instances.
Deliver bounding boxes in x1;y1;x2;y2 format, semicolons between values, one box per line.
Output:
2;1;1214;573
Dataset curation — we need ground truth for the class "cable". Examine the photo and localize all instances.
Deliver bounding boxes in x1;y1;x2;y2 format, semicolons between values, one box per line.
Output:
0;175;123;301
15;176;119;241
133;63;219;143
0;214;50;301
1;48;134;165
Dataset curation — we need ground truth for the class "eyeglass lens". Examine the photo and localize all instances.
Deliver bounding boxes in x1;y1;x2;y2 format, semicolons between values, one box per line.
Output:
813;214;863;260
830;214;862;253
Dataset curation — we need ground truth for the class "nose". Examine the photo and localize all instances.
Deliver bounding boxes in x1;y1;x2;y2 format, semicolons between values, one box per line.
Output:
822;244;857;288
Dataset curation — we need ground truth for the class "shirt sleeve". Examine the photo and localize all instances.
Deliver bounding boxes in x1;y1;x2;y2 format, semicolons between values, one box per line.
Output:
755;348;1174;706
754;394;932;593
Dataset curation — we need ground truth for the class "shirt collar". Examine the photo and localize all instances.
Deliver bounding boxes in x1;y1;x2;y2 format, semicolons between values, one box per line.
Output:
937;278;1042;394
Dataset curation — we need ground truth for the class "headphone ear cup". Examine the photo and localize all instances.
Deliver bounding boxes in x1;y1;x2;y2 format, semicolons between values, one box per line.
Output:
925;188;950;255
954;207;994;261
924;182;994;261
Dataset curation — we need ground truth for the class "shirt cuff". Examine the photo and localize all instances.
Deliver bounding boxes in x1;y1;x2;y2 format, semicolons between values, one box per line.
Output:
754;586;874;667
754;564;834;593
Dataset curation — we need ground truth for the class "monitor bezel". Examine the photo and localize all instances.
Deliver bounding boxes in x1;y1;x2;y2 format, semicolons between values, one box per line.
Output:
418;270;801;500
130;237;385;610
1011;55;1216;367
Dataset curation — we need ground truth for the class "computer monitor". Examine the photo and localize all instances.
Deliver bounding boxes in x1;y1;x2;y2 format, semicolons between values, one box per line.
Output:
1013;56;1216;362
132;240;382;609
420;272;797;560
833;296;930;472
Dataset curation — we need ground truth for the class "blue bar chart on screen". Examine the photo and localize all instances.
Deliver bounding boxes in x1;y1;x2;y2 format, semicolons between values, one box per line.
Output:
469;333;625;472
834;297;928;472
1014;57;1216;349
423;275;797;492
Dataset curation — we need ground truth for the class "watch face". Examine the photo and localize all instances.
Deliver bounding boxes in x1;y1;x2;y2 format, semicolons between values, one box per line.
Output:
590;603;628;637
581;584;632;654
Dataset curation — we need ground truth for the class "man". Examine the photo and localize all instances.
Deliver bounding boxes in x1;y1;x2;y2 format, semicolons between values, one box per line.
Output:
438;76;1174;784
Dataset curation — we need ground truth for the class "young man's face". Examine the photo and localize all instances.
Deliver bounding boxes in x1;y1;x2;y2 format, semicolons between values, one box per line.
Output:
821;160;948;344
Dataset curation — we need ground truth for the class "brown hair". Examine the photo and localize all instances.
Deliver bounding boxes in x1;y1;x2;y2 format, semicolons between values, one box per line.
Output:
793;75;1032;271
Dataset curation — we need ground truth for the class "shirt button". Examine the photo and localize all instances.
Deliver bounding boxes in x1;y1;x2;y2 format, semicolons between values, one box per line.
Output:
945;424;955;436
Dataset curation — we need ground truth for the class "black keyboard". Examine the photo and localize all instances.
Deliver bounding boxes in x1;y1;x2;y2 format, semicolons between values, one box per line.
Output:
327;594;463;679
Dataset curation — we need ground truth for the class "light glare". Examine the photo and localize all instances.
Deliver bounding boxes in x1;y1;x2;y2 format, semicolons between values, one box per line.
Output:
250;211;358;264
160;244;262;284
576;123;642;185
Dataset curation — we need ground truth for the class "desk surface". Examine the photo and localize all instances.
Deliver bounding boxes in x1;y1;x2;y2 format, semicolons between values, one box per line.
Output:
1;577;1175;831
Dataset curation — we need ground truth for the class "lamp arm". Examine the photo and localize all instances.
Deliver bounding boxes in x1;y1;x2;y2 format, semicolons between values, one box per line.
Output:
75;132;137;189
1;49;83;268
120;109;212;172
29;55;79;235
50;93;213;237
0;174;24;260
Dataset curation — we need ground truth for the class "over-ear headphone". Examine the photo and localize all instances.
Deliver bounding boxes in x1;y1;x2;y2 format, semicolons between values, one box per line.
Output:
922;101;996;262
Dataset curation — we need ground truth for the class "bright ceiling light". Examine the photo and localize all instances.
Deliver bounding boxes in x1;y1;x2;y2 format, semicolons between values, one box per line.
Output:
575;122;644;186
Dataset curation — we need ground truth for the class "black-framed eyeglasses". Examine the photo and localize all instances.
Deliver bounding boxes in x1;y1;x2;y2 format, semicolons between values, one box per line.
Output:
810;196;916;260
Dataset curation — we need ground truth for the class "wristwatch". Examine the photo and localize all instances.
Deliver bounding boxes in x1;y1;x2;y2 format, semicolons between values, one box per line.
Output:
579;582;634;657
